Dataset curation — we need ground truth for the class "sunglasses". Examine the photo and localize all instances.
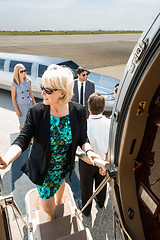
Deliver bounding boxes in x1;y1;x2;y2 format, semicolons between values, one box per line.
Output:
40;84;58;94
82;73;89;77
19;69;26;73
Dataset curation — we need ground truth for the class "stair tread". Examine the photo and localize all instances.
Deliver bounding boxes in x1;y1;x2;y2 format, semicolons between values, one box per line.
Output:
34;215;81;240
57;229;88;240
55;201;73;219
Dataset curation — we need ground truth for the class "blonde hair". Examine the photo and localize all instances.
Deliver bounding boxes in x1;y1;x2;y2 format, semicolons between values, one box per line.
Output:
42;64;74;104
13;63;29;85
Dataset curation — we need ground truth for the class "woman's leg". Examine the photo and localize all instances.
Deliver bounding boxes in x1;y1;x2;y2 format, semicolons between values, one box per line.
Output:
40;181;65;220
56;180;65;205
40;196;56;221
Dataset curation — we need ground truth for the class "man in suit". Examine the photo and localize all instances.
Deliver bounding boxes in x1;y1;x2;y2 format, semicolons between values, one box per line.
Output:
72;66;95;116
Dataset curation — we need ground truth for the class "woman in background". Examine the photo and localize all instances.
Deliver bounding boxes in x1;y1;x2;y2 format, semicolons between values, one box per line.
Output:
11;63;36;131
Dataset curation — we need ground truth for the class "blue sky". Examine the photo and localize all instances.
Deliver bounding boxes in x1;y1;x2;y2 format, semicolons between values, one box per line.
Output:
0;0;159;31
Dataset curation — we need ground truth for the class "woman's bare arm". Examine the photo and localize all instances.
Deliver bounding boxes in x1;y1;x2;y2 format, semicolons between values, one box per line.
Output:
11;85;21;116
0;145;22;169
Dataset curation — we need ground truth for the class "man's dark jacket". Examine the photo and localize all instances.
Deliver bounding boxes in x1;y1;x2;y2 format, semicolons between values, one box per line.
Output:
12;101;88;185
72;79;95;116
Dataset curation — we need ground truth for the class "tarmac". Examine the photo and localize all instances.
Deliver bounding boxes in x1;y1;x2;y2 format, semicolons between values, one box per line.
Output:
91;64;126;80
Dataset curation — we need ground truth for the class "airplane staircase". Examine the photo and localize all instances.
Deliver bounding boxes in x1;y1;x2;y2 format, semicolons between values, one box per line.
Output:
25;183;93;240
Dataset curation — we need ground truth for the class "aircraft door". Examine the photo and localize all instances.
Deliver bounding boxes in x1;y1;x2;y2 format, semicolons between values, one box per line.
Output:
109;13;160;240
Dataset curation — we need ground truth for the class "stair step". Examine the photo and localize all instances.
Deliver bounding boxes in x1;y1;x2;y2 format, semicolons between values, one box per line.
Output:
57;229;90;240
55;202;73;219
34;215;81;240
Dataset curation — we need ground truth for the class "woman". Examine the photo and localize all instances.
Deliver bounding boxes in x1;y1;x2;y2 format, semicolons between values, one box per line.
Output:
0;64;99;220
11;63;36;131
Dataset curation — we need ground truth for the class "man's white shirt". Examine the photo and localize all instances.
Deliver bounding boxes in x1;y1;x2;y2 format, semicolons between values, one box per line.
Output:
87;114;110;160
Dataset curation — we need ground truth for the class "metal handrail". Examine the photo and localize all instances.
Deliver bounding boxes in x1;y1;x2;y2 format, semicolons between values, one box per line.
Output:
0;174;30;230
76;150;110;170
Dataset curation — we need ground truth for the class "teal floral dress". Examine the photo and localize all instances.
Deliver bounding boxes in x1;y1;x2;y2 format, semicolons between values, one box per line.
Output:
37;114;72;199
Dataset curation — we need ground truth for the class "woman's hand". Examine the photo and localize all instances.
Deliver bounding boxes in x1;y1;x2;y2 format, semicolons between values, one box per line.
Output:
0;156;8;169
16;110;21;117
86;150;101;165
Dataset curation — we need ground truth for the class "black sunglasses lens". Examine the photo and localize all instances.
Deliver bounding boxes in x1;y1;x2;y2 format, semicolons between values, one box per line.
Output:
82;73;89;77
45;89;52;94
20;70;26;73
40;84;53;94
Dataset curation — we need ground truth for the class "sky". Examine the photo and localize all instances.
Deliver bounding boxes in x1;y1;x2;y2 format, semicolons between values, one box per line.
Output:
0;0;159;31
